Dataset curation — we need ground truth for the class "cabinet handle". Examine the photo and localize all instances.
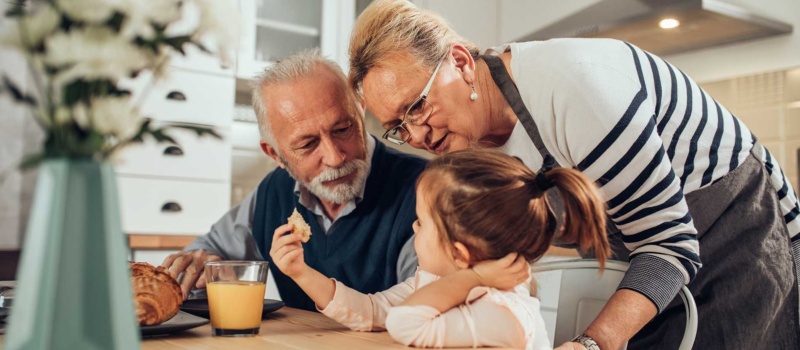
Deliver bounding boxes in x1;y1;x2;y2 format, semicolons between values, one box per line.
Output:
166;91;187;101
160;202;183;213
163;146;184;156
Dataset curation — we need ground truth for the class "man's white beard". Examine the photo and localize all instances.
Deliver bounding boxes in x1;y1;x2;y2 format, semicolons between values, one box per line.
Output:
285;159;370;204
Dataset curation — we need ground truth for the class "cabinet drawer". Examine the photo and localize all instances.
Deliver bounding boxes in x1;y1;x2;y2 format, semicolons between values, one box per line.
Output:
115;127;231;181
170;45;234;77
120;69;234;127
118;177;230;235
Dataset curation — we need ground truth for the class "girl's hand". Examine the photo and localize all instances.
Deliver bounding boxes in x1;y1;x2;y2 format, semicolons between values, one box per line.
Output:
269;223;307;279
555;342;587;350
471;253;531;290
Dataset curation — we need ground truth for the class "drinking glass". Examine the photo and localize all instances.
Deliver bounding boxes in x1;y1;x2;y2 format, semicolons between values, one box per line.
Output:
204;261;269;336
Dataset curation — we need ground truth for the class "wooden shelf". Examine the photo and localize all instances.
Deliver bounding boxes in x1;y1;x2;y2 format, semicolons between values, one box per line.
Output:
128;234;198;250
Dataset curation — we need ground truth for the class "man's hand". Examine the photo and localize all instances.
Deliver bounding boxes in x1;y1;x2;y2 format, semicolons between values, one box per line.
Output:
555;342;587;350
161;250;222;300
471;253;531;290
269;223;307;279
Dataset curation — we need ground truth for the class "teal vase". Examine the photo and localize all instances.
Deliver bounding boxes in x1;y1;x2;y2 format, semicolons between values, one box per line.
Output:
4;159;140;350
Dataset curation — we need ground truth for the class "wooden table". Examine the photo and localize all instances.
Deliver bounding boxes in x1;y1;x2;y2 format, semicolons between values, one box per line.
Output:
146;308;516;350
141;307;416;350
2;307;496;349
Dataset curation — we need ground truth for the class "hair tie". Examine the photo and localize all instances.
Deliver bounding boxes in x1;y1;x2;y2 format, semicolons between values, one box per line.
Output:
535;172;554;191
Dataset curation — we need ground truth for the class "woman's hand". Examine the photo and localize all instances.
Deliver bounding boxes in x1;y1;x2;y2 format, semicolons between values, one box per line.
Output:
471;253;531;290
269;223;307;279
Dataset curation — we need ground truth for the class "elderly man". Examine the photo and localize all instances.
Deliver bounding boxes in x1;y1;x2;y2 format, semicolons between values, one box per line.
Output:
161;50;426;311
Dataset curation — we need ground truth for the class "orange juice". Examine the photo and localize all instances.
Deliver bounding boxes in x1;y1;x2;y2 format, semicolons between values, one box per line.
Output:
207;281;266;330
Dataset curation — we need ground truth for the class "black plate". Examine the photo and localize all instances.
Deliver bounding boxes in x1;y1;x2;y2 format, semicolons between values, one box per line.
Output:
180;298;284;319
140;311;209;337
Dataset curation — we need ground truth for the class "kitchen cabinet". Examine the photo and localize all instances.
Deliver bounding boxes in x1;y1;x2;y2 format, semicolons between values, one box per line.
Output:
116;65;233;238
236;0;356;78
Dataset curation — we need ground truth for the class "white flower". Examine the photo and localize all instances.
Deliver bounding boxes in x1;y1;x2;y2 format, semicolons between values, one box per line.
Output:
72;102;90;129
55;0;121;24
140;0;183;26
53;106;71;125
75;96;142;141
151;51;173;81
1;4;60;50
118;0;182;40
44;27;153;87
192;0;240;67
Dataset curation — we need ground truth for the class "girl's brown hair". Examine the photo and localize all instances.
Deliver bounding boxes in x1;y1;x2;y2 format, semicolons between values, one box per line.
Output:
417;149;610;268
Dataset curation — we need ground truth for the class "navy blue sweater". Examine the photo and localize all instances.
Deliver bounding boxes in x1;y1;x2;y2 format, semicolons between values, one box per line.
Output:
252;140;426;311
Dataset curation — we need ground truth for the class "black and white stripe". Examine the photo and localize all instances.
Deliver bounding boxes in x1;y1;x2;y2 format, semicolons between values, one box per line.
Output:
500;39;799;313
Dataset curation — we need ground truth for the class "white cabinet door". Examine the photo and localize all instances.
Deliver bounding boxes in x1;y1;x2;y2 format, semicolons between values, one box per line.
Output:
117;177;230;235
119;69;235;127
236;0;355;79
115;127;232;181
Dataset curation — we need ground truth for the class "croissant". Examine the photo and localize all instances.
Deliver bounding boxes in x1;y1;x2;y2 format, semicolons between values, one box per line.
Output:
130;262;183;326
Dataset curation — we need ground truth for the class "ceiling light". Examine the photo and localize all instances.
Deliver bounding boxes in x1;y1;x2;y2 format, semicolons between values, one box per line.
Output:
659;18;680;29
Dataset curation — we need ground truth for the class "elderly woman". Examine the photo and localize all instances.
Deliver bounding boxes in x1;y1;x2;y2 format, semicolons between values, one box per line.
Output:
348;1;800;349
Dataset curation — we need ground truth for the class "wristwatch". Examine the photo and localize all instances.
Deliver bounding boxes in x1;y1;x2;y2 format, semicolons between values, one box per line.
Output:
571;333;600;350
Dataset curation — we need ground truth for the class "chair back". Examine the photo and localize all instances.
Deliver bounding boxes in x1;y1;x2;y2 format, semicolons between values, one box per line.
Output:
532;259;697;350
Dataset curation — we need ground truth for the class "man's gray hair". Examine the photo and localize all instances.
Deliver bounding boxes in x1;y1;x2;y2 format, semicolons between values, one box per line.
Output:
251;49;354;149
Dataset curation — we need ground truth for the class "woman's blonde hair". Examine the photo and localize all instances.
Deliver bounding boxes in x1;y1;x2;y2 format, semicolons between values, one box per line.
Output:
348;0;479;93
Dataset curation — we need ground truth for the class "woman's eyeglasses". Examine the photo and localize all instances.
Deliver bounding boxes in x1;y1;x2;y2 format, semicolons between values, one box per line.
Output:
382;59;443;145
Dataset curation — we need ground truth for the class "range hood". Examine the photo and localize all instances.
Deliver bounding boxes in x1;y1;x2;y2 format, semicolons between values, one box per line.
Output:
518;0;793;56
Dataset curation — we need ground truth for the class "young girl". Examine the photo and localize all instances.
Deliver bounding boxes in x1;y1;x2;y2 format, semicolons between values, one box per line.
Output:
269;149;610;349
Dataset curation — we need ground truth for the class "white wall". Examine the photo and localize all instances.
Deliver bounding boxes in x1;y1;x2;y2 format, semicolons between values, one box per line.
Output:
417;0;799;84
0;0;24;250
413;0;500;48
0;2;44;250
665;0;800;83
413;0;598;50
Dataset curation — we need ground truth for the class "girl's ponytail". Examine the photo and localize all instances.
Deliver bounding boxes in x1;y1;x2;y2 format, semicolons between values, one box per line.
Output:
525;168;610;269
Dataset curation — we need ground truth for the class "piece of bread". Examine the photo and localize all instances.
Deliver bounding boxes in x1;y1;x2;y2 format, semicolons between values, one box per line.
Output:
130;262;183;326
287;208;312;243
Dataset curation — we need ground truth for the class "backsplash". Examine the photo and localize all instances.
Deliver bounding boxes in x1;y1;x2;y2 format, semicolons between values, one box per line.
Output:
701;67;800;191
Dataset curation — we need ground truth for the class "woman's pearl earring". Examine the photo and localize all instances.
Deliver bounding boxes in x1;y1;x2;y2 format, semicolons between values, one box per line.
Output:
470;83;478;101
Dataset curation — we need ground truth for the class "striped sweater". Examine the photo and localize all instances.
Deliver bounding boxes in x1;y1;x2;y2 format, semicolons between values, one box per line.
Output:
491;39;800;312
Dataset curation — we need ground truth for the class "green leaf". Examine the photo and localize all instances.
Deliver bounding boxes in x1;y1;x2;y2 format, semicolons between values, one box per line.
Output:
194;42;213;54
164;35;193;56
2;75;37;106
62;79;123;106
169;124;223;139
19;153;44;171
128;118;152;144
150;128;178;144
4;2;26;17
107;12;125;32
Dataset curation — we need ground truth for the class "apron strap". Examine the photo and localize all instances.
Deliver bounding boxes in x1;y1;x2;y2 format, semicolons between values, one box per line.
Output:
482;55;557;173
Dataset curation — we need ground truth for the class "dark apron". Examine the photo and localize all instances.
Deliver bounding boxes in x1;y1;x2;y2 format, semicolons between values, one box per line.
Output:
483;55;800;349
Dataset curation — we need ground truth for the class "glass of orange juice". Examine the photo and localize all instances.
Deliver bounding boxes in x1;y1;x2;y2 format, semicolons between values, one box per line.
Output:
204;261;269;336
